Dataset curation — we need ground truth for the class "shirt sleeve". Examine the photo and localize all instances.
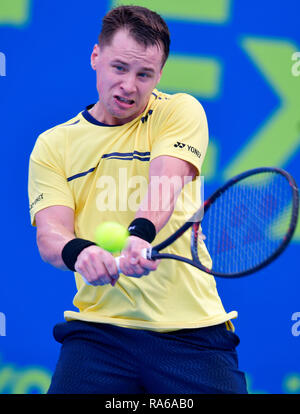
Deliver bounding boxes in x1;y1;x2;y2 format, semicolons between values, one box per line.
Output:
150;93;209;176
28;129;75;226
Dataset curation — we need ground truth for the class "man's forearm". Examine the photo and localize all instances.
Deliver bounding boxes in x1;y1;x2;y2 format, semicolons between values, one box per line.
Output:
135;177;182;233
137;155;197;234
37;222;75;270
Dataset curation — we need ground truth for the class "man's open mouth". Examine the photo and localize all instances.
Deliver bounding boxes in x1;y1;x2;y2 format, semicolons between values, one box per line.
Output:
115;95;135;105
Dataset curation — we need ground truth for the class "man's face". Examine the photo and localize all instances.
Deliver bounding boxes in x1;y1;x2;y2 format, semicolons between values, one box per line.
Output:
91;29;164;125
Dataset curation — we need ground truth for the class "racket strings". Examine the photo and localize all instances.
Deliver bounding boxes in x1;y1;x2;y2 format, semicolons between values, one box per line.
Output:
199;172;294;274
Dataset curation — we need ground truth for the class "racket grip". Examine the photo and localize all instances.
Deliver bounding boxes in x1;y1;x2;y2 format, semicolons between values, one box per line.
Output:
114;249;152;264
82;275;91;285
81;249;154;285
115;256;122;273
141;247;152;260
81;256;123;286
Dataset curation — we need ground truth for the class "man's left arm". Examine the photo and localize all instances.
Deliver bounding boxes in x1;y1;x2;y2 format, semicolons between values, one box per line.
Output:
119;155;197;276
137;155;197;232
119;93;207;278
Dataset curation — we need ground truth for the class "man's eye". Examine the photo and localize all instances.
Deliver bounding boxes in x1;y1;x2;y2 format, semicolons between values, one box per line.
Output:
114;65;125;71
138;73;149;78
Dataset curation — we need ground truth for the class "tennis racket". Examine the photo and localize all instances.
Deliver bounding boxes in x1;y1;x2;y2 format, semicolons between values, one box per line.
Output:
130;167;299;279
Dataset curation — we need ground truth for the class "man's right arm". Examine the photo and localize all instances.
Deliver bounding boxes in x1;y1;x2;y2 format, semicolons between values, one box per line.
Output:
35;205;76;270
35;206;120;285
35;206;157;285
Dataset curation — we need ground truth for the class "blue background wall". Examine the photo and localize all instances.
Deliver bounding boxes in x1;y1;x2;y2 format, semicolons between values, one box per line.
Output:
0;0;299;394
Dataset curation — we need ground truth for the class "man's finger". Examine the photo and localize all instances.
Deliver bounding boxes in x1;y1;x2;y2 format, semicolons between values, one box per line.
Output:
139;256;160;271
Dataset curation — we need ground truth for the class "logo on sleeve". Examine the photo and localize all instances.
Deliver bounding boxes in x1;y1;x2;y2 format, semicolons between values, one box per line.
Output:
174;141;186;148
174;141;201;158
141;110;153;124
29;193;44;211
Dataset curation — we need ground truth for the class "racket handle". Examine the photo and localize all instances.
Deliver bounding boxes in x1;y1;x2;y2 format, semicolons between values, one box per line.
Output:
141;247;152;260
114;249;153;263
115;256;122;273
82;251;154;285
81;256;124;286
114;250;152;267
82;275;92;285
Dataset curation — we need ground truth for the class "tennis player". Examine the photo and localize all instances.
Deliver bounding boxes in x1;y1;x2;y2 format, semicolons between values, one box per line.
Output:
28;5;248;394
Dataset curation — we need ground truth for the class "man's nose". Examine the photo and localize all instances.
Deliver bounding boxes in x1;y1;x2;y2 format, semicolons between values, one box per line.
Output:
120;73;137;94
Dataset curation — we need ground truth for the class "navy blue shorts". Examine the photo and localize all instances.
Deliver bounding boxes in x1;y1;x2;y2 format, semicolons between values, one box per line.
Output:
47;320;248;394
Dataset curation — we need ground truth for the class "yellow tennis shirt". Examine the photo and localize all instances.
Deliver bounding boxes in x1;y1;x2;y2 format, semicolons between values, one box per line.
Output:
28;89;237;332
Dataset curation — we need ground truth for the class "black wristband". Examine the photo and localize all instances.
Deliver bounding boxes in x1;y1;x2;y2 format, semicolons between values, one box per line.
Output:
61;238;96;271
128;218;156;243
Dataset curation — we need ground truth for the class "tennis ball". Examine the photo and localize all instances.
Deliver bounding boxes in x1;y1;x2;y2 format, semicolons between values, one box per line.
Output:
95;222;129;252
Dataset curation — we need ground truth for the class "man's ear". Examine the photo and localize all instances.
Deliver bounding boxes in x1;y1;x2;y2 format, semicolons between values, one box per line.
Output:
90;44;100;70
